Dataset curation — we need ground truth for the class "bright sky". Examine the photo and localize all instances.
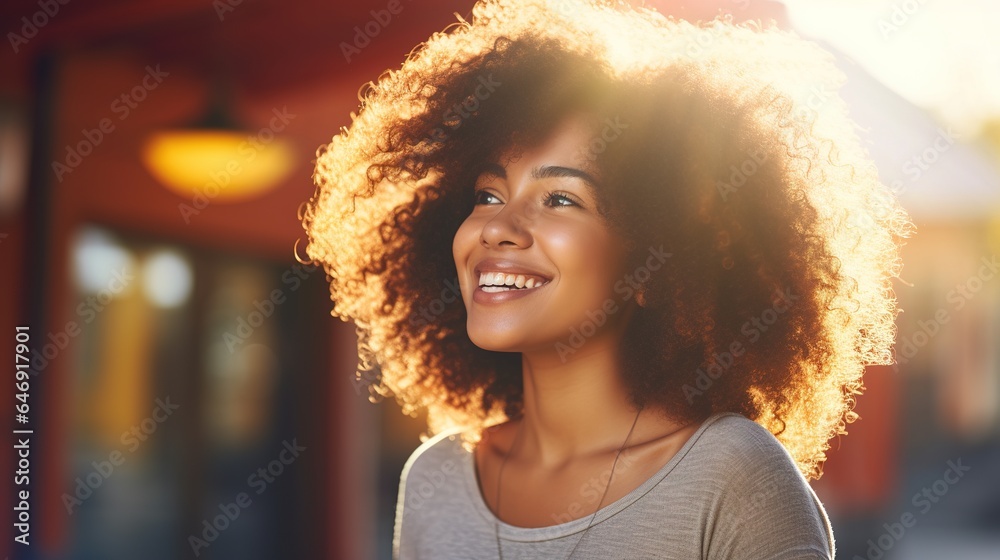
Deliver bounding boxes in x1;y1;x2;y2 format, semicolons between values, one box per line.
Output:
781;0;1000;135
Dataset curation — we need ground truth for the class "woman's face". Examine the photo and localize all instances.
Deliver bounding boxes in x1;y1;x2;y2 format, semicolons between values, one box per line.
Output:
452;112;636;356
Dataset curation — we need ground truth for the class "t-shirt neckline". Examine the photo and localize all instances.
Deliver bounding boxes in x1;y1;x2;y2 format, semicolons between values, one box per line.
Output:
461;411;741;542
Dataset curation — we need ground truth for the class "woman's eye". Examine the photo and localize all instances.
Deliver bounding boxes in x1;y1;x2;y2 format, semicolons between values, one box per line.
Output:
543;191;580;208
473;189;501;205
472;188;582;208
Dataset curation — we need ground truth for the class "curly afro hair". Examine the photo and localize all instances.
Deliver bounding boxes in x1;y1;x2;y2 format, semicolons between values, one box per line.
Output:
299;0;914;479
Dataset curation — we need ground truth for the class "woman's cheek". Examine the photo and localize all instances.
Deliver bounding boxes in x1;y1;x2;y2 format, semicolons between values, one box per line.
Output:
452;220;478;301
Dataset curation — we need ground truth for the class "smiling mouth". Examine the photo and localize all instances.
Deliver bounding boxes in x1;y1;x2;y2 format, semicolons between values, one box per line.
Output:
477;271;551;292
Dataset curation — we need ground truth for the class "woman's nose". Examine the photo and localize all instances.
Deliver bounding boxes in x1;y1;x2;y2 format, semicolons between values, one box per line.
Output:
479;199;536;248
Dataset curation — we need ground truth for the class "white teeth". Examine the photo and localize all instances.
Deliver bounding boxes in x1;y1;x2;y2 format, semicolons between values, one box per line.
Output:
478;271;550;289
481;286;511;292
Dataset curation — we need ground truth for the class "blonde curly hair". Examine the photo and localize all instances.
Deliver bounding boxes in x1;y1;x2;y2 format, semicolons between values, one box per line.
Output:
299;0;914;479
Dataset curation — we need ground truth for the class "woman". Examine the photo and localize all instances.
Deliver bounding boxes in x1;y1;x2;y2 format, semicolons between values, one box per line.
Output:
299;0;913;557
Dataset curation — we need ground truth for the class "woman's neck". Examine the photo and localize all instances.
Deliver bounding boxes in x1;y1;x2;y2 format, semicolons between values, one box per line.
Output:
516;340;643;469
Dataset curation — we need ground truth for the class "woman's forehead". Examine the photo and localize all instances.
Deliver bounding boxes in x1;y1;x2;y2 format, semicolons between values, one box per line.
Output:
486;113;609;176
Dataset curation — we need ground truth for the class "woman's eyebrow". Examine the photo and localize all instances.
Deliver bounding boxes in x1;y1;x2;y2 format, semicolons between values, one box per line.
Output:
532;165;603;193
476;162;603;195
475;162;507;179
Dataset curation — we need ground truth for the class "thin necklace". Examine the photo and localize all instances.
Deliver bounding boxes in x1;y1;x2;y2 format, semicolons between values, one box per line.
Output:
493;408;643;560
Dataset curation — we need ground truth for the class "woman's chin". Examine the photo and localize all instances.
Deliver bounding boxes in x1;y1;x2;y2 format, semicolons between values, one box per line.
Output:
467;331;519;353
467;325;538;353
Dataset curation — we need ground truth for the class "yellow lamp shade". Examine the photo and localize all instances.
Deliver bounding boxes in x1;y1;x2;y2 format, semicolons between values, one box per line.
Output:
142;130;295;202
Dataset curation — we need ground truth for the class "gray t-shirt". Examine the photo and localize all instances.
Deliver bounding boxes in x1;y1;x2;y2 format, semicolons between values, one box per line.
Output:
392;412;835;559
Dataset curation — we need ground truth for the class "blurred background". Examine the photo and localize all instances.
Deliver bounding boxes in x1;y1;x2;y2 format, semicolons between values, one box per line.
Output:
0;0;997;559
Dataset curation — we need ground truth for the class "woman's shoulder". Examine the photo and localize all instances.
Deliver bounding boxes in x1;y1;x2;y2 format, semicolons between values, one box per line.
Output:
698;411;781;440
692;412;802;471
686;413;835;558
399;427;470;485
681;412;818;498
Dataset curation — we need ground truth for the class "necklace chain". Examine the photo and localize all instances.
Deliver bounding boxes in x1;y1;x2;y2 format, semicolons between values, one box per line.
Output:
493;408;642;560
